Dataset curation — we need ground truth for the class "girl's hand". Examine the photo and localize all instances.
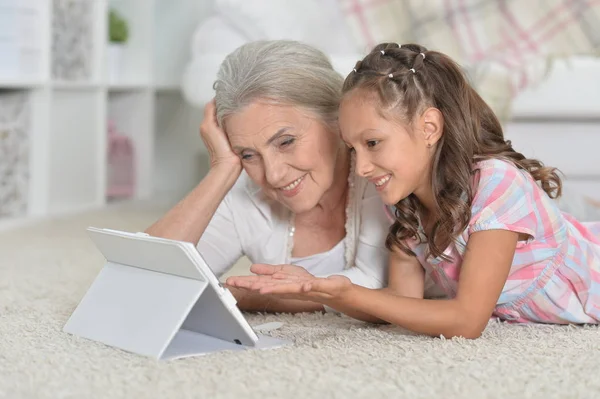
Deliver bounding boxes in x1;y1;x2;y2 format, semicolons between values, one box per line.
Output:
226;264;314;293
200;99;241;170
225;264;353;301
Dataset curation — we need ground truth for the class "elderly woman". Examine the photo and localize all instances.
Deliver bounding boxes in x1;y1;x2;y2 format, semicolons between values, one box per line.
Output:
146;40;391;313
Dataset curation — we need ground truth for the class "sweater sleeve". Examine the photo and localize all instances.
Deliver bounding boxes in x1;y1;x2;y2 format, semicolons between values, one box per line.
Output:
196;191;244;278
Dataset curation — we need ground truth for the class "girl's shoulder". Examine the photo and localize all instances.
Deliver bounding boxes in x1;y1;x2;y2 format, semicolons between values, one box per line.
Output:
467;157;547;239
471;157;536;199
472;157;523;178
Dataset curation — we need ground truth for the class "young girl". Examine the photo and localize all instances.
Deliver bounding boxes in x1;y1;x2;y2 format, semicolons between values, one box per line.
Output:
226;43;600;339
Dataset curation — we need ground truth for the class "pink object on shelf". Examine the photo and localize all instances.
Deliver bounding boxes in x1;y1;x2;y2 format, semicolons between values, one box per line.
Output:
106;121;135;199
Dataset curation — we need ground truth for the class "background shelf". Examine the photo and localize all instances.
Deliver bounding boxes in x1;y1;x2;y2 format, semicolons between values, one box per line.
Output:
0;0;212;224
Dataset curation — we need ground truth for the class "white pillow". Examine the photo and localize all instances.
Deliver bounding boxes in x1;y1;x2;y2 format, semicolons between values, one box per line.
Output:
214;0;359;55
181;16;248;107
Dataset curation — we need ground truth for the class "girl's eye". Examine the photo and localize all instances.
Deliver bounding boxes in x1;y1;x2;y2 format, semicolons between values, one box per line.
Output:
241;153;254;160
367;140;379;148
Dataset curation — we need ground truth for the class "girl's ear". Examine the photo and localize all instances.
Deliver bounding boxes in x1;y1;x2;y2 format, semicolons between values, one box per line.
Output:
420;107;444;146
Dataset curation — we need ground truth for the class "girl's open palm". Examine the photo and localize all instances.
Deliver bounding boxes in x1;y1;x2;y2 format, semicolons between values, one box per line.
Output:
226;264;352;301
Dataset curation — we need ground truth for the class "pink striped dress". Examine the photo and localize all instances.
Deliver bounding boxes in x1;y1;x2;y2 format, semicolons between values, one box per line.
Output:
402;159;600;324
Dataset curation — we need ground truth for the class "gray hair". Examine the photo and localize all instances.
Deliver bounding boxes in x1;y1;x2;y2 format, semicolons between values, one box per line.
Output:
213;40;344;128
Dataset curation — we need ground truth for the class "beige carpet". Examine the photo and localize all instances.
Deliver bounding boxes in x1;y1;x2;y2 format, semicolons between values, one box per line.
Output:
2;201;600;399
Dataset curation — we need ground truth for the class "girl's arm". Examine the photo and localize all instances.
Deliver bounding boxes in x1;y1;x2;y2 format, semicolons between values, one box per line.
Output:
324;248;425;322
328;229;519;338
226;286;325;313
226;229;519;334
387;248;425;299
228;248;426;322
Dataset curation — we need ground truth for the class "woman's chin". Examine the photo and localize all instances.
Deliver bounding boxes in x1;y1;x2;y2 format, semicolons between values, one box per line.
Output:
263;189;313;213
285;198;318;214
280;191;323;214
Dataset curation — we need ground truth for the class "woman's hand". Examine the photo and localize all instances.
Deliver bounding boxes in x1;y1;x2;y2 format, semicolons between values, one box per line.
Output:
200;99;241;170
226;263;353;302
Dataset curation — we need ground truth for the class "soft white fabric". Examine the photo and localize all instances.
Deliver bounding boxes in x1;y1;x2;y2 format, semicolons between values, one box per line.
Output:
290;238;348;315
181;2;363;108
181;16;249;107
197;171;390;290
290;239;346;277
214;0;358;55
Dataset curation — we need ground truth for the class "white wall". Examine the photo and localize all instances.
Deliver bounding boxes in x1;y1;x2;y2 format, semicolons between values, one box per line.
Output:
152;0;214;199
504;57;600;220
154;91;209;198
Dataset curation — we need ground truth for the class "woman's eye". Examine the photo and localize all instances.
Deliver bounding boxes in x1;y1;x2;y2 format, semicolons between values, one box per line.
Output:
241;153;254;160
279;137;295;148
366;140;379;148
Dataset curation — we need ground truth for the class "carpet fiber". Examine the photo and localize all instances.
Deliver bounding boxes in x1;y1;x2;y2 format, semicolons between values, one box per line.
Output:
2;202;600;399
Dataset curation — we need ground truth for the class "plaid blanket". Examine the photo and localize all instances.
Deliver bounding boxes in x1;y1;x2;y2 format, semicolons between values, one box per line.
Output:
338;0;600;120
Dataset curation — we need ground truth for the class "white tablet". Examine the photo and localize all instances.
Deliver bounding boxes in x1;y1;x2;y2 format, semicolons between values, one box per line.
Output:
64;227;262;359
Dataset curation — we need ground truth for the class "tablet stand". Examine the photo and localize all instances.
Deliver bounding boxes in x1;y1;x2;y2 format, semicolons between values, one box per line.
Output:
63;228;288;360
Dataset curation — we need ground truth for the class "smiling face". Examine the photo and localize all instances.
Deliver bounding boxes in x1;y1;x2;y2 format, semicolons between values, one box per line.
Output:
339;90;441;206
225;100;343;213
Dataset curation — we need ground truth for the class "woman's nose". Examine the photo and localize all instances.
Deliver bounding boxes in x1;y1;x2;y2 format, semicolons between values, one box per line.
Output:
263;155;286;186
